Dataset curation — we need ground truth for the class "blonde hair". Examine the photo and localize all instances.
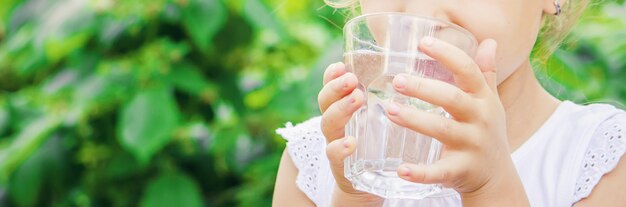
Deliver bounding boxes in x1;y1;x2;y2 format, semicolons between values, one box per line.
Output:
324;0;591;63
323;0;357;9
534;0;591;63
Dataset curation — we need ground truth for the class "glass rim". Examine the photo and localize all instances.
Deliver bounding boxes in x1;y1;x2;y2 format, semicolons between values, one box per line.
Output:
344;12;478;44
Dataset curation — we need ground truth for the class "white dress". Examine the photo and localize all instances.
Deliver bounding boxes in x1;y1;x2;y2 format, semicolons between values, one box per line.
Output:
276;101;626;207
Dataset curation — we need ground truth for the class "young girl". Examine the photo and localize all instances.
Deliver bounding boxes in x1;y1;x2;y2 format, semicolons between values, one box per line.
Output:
273;0;626;206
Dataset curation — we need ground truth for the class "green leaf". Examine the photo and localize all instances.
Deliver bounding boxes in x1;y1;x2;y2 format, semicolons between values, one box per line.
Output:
0;0;23;35
103;152;143;180
8;135;65;207
244;85;276;110
118;86;180;165
170;63;218;102
243;0;287;39
0;99;9;135
0;116;62;184
44;32;91;64
235;151;281;207
139;172;204;207
8;152;43;207
182;0;227;52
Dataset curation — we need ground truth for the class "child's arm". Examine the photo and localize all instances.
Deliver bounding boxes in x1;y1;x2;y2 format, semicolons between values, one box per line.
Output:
273;146;383;207
272;149;316;207
573;155;626;206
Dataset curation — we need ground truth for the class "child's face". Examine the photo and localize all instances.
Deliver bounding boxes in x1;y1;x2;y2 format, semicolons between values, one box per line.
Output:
359;0;551;84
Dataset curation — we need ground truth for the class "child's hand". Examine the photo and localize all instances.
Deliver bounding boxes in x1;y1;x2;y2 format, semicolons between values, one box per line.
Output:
317;63;383;206
386;38;529;205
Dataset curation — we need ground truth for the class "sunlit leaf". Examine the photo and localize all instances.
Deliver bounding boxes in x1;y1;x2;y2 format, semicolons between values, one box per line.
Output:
44;32;91;63
139;172;203;207
118;85;180;165
0;115;62;184
243;0;287;41
243;85;276;110
8;135;65;207
0;0;21;28
182;0;226;52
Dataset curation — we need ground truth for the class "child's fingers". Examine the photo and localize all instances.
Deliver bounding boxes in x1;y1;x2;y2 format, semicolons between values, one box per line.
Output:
386;102;468;146
474;39;499;94
397;158;463;186
326;136;357;189
392;74;475;121
418;37;488;95
323;62;347;85
321;89;364;142
318;73;358;113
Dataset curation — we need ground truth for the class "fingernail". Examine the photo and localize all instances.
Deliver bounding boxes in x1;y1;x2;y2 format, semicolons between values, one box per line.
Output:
329;65;337;77
387;102;399;116
336;75;348;90
394;75;407;89
422;37;434;47
347;91;357;104
342;139;350;148
342;78;349;89
349;89;361;105
332;62;344;73
398;166;411;176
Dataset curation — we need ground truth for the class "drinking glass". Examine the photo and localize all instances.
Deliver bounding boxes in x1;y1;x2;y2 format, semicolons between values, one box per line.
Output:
343;12;477;199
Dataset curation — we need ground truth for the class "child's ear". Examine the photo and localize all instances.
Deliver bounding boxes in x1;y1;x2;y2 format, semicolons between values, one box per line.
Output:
542;0;567;15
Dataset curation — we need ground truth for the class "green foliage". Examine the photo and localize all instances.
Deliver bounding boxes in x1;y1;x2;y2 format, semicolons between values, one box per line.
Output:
118;85;180;165
538;2;626;104
182;0;226;52
0;0;623;207
139;172;203;207
0;0;346;206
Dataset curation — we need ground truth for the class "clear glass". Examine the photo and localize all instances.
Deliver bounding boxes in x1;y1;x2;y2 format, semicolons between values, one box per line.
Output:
343;12;477;199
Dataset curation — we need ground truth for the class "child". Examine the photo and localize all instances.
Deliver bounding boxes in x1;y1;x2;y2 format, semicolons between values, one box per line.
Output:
273;0;626;206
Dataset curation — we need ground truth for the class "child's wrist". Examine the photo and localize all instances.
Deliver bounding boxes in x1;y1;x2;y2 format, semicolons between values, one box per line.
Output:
460;162;530;207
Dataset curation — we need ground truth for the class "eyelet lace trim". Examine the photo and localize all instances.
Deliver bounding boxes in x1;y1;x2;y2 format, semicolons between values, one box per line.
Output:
276;116;324;202
574;113;626;201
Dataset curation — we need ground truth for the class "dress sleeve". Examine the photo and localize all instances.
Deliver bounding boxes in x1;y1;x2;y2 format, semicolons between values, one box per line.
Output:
573;112;626;202
276;116;327;205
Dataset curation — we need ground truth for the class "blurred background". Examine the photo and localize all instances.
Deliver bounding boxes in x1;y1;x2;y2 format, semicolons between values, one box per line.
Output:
0;0;624;206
